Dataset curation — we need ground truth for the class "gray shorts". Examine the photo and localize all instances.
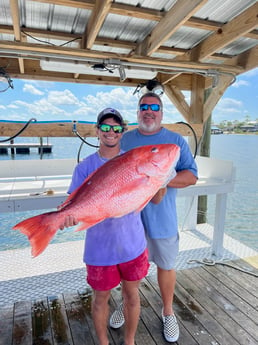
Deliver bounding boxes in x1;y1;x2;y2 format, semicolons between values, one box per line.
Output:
146;233;179;270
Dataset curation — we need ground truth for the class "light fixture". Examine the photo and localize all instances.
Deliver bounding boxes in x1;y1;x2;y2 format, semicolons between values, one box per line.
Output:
0;67;14;92
133;79;164;96
40;59;157;81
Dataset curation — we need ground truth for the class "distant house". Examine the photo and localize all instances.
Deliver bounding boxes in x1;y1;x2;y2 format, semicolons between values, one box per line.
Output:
211;126;223;134
239;125;257;132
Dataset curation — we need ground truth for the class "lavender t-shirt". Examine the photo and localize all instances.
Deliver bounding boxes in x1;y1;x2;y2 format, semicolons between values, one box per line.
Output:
68;152;146;266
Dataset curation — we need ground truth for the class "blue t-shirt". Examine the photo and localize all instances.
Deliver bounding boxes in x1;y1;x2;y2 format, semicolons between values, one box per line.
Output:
121;128;198;238
68;151;146;266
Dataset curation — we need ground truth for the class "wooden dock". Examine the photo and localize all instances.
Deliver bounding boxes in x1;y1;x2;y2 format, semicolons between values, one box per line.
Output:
0;258;257;345
0;143;52;155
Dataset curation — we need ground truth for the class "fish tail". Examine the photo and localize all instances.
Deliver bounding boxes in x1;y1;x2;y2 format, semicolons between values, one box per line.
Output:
13;211;59;257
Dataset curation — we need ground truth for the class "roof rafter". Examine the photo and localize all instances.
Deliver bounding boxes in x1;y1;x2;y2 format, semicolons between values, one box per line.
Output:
83;0;112;49
190;2;258;61
135;0;208;56
0;40;244;75
9;0;24;74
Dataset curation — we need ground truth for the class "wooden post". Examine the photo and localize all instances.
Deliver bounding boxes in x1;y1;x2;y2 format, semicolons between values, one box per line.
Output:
197;88;212;224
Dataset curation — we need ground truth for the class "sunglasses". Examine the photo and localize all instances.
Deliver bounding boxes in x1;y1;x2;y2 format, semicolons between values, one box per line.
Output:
98;123;124;133
139;104;160;111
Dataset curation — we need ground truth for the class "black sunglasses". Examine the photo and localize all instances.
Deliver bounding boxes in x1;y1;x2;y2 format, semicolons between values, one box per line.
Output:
139;104;160;111
98;123;124;133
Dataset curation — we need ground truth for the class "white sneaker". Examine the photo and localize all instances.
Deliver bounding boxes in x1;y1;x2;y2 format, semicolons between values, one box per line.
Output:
162;308;179;342
109;303;125;329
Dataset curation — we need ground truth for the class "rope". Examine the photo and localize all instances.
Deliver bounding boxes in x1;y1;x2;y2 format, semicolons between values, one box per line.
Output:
187;258;258;277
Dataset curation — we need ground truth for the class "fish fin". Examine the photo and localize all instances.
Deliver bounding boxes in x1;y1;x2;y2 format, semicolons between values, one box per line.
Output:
58;172;95;210
74;216;105;232
13;211;58;257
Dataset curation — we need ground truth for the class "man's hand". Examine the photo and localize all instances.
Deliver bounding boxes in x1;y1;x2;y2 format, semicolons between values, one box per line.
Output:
150;187;167;204
59;215;78;230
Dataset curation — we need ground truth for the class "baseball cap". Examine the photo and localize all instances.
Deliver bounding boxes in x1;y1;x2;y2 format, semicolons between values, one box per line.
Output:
97;108;123;126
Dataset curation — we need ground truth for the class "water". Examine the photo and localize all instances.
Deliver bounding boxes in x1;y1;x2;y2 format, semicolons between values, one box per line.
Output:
0;134;257;252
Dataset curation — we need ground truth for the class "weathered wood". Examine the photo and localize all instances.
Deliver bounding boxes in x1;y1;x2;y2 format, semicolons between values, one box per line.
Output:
0;121;203;138
0;304;13;345
145;275;203;345
211;259;258;299
13;301;32;345
175;271;241;345
32;298;53;345
188;266;258;342
177;268;258;345
1;259;257;345
63;291;95;345
48;294;73;345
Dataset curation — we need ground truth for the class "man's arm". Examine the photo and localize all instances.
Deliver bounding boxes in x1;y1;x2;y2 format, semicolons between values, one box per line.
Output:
167;170;197;189
150;187;167;204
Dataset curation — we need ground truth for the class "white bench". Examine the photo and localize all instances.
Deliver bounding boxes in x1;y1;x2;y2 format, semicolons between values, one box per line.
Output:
178;155;235;256
0;159;76;212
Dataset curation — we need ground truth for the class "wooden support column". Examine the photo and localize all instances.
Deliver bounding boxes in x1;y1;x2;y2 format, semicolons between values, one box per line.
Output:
189;74;205;153
189;74;209;224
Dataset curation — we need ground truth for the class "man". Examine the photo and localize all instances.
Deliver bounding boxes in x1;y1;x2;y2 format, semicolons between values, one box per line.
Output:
60;108;149;345
110;93;198;342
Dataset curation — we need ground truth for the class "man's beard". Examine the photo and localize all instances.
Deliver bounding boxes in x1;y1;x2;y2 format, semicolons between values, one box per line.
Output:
138;118;159;133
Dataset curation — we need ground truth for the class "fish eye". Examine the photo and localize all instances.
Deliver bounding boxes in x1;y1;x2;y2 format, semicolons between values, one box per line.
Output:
151;147;158;153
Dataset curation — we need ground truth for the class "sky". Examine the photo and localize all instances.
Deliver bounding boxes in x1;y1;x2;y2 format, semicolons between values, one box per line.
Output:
0;67;257;126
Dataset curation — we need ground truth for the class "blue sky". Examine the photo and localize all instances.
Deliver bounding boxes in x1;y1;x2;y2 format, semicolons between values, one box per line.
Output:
0;67;257;125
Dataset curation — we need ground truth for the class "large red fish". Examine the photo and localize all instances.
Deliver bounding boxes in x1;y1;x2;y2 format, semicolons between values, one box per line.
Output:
13;144;180;257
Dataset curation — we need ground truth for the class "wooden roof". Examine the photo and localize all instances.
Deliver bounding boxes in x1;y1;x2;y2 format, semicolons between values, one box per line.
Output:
0;0;258;124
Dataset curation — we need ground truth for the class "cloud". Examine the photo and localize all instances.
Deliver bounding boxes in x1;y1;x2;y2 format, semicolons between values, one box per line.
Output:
231;80;249;88
7;103;19;109
217;97;242;110
23;83;44;95
47;89;80;105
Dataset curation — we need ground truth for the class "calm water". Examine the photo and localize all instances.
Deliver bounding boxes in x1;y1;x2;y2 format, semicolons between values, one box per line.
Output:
0;134;257;251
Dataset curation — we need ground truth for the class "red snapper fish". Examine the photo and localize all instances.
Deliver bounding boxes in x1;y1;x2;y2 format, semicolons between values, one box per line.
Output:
13;144;180;257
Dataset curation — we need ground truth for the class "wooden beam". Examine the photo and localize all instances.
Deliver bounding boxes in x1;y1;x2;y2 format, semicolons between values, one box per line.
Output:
84;0;112;49
203;75;233;123
0;121;203;138
193;2;258;61
9;0;25;74
0;41;244;75
230;45;258;72
164;84;190;122
190;74;205;123
136;0;207;56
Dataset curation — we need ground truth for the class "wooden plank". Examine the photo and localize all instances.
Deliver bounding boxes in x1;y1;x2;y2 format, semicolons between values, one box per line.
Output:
110;284;158;345
210;259;258;299
176;269;257;345
202;262;258;301
0;121;203;138
63;291;95;345
1;259;257;345
0;304;13;345
47;294;73;345
77;288;99;344
186;266;258;342
13;301;32;345
145;276;205;345
31;297;53;344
